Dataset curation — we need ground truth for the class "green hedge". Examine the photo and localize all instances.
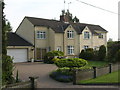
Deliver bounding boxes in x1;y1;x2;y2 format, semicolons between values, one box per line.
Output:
55;58;88;68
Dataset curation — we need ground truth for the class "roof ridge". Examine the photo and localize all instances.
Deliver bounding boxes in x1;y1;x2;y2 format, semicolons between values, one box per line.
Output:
25;16;60;22
79;23;99;26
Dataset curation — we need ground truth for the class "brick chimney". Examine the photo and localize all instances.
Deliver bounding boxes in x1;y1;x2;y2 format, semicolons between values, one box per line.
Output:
60;14;70;23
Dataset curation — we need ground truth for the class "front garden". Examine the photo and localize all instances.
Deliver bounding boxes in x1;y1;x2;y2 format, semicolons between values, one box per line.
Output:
43;44;120;83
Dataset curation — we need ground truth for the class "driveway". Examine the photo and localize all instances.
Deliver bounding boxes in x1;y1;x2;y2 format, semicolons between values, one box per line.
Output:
13;62;119;88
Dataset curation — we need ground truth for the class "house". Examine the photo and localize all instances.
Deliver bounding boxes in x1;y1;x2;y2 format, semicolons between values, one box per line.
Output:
14;16;107;62
7;32;34;63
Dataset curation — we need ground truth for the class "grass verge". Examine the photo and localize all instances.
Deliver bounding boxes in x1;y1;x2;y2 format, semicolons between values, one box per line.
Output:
79;70;120;84
86;61;109;67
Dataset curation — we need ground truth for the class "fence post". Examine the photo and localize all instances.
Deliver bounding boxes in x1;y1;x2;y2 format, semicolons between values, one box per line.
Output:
73;69;77;85
93;66;96;78
29;76;38;89
109;63;112;73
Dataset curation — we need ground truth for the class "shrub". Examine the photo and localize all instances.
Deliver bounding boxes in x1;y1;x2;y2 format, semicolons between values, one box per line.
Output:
55;58;88;68
115;50;120;62
44;51;64;64
52;58;60;63
79;48;94;60
2;55;15;84
98;45;106;61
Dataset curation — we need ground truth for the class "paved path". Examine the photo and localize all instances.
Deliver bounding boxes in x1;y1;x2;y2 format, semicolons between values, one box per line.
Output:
13;62;119;88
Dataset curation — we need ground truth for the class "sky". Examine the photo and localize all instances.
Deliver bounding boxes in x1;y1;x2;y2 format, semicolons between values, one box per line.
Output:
4;0;119;41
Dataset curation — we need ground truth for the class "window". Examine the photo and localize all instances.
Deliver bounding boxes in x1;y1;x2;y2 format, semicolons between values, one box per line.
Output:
57;46;61;51
67;30;74;39
98;33;103;39
84;45;89;49
84;31;90;39
37;31;46;39
67;46;74;55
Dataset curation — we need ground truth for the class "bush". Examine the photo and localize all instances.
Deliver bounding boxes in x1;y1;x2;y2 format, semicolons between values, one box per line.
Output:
44;51;64;64
79;48;94;60
55;58;88;68
52;58;60;63
115;50;120;62
98;45;106;61
2;55;15;85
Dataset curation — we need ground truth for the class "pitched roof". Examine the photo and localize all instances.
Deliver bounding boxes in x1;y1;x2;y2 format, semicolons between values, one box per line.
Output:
7;32;33;46
25;16;107;34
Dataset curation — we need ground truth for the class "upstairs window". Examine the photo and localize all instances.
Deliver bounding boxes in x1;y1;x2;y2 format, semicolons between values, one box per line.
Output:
67;30;74;39
84;31;90;39
37;31;46;39
67;46;74;55
98;33;103;39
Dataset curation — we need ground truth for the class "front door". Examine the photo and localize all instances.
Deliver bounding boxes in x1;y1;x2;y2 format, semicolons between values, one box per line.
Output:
36;48;46;60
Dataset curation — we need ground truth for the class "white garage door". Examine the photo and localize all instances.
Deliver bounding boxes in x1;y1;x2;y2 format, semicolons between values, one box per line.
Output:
7;49;28;63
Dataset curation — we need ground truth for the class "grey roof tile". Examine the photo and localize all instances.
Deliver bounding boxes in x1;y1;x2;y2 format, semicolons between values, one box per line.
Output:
7;32;33;46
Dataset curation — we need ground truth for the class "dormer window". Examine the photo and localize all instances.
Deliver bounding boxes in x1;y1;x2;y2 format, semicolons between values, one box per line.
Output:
67;30;74;39
98;33;103;39
84;31;90;39
37;31;46;39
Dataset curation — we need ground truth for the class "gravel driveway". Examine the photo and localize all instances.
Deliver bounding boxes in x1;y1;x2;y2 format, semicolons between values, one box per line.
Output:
13;62;119;88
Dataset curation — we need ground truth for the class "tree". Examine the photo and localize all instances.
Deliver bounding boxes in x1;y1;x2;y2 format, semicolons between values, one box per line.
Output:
107;41;120;62
73;16;79;23
115;50;120;62
98;45;106;61
2;2;14;85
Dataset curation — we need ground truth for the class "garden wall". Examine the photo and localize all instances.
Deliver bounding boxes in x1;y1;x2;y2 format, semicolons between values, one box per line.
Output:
2;77;38;89
73;63;120;84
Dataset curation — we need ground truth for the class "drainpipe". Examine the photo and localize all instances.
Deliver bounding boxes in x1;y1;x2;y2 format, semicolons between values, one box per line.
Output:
34;26;36;61
62;26;65;55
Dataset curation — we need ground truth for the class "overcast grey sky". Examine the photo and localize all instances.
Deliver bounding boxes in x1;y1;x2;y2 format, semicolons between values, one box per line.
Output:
4;0;119;41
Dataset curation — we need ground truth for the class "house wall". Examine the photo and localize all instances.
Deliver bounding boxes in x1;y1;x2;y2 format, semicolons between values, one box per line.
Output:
55;33;64;51
7;46;34;61
16;18;34;45
80;26;107;52
34;26;55;50
64;25;80;57
80;26;93;51
93;31;107;47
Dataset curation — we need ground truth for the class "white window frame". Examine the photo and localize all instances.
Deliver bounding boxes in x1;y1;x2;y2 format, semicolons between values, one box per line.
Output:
98;33;104;39
67;30;74;39
84;31;90;39
67;46;74;55
84;45;89;49
57;46;61;51
37;31;46;39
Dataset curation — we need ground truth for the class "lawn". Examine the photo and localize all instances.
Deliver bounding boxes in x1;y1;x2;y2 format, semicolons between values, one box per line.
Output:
79;70;120;84
86;61;109;67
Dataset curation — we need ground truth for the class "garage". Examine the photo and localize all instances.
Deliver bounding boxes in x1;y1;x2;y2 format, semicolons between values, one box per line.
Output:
7;49;28;63
7;32;34;63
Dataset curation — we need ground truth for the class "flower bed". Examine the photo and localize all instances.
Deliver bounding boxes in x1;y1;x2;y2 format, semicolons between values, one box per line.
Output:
49;67;73;82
